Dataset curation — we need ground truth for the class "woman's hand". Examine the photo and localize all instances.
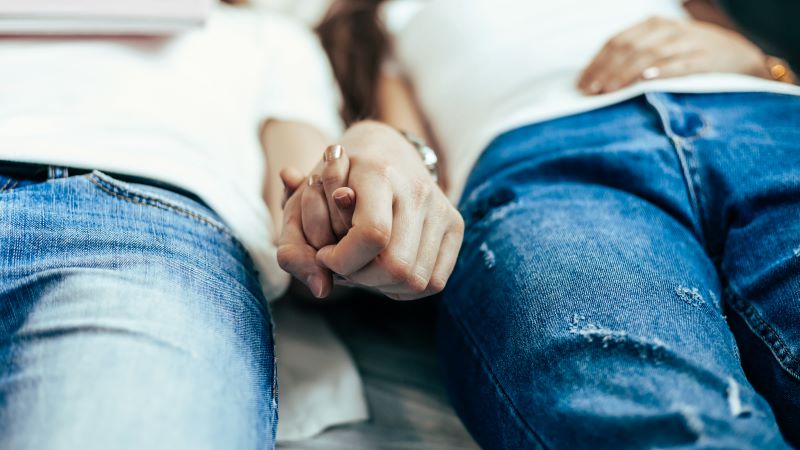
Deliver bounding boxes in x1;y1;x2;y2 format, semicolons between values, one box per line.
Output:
578;16;770;95
314;121;464;301
275;148;356;299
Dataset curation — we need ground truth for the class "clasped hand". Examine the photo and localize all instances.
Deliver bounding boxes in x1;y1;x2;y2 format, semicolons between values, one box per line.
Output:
277;121;465;301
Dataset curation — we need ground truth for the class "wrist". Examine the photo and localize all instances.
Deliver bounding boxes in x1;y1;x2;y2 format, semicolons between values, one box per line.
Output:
396;129;439;184
342;121;423;163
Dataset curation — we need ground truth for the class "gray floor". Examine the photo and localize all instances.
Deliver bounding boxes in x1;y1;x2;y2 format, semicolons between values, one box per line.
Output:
278;295;479;450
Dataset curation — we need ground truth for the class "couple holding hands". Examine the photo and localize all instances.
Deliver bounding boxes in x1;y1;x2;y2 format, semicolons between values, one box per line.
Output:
1;0;800;449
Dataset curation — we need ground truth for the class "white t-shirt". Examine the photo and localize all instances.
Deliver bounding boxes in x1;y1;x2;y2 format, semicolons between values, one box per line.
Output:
0;4;342;300
384;0;800;201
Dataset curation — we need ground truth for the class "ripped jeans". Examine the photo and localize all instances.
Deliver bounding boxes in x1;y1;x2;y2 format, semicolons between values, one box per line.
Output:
439;92;800;449
0;170;277;450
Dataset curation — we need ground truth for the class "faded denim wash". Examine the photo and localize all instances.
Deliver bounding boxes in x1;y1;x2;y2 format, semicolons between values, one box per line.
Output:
0;170;277;450
440;92;800;449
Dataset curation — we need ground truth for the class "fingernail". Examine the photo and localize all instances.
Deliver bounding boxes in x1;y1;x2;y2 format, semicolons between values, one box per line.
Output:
324;144;344;162
306;275;325;298
589;81;602;94
334;190;354;209
307;174;320;187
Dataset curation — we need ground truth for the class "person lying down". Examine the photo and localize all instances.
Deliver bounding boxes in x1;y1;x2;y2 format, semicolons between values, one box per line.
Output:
277;0;800;448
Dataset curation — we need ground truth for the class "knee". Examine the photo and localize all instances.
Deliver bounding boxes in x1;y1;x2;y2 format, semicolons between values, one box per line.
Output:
0;327;276;450
0;270;277;450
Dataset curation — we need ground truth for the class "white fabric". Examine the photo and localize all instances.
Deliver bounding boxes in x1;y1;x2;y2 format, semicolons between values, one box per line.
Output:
0;4;342;300
251;0;334;26
273;300;369;441
384;0;800;202
0;3;366;441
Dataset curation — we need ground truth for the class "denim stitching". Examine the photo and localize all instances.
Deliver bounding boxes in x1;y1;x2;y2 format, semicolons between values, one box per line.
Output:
681;105;713;245
644;93;706;243
441;303;549;449
724;282;800;382
87;174;233;238
681;141;711;247
0;177;13;192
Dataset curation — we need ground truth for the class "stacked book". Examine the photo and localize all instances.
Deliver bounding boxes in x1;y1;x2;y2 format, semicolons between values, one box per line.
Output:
0;0;213;35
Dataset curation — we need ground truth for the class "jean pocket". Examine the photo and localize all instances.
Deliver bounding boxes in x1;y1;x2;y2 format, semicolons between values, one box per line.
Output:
84;171;235;239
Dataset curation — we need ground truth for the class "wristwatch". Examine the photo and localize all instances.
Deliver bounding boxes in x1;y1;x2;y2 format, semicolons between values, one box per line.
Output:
398;129;439;183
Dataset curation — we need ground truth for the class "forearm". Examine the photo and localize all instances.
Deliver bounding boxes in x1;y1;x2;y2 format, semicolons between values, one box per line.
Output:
375;73;448;193
683;0;736;29
261;119;328;236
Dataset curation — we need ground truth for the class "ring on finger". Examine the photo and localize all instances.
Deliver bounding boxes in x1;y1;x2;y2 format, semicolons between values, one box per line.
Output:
642;66;661;80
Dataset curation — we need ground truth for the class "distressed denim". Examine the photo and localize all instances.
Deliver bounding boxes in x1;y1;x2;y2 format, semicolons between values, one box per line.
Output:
439;92;800;449
0;170;277;450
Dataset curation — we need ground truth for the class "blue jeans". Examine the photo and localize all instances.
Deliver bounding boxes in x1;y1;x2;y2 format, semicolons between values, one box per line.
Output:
0;170;277;449
439;92;800;449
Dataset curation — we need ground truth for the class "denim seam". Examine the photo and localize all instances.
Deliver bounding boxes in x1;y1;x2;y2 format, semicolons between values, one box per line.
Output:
87;174;234;239
681;141;711;245
724;283;800;382
644;93;706;243
441;304;549;449
682;106;713;246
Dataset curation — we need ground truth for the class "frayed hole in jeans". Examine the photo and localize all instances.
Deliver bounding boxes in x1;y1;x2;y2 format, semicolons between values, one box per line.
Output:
675;286;705;308
479;242;496;270
568;315;667;362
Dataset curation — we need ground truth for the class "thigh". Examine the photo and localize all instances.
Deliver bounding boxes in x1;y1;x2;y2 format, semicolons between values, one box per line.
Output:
690;92;800;446
439;146;788;448
0;173;276;450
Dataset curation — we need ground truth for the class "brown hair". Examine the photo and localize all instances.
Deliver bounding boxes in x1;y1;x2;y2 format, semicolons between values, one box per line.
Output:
316;0;388;125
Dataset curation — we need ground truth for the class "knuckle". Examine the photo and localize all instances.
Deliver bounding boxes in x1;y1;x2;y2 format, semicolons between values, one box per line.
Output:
408;270;430;294
323;255;347;276
321;172;342;187
650;46;668;60
379;254;414;283
608;36;624;49
452;212;466;235
359;223;391;249
610;36;634;51
409;178;432;202
307;234;329;250
427;276;447;294
620;40;637;52
377;164;398;184
276;245;296;271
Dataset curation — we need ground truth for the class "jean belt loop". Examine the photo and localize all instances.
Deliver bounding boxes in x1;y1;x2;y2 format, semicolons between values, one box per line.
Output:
47;166;69;179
